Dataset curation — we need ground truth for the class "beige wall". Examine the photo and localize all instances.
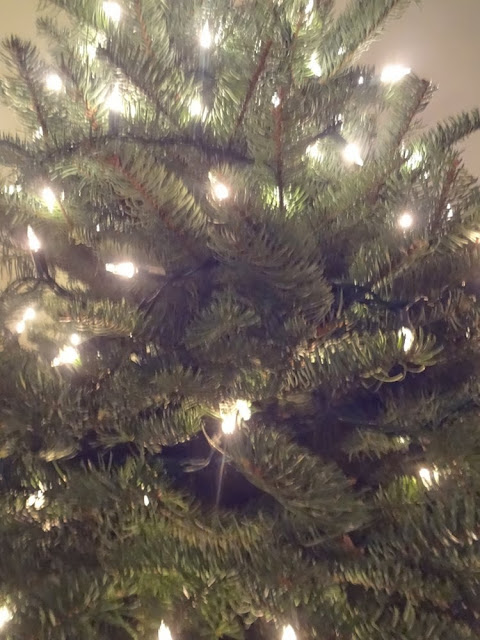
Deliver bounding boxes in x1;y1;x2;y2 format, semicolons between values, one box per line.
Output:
0;0;479;173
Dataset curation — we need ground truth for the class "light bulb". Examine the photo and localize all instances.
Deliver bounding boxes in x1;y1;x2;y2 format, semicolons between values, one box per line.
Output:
105;262;136;278
358;75;364;85
399;327;414;352
107;83;124;113
189;98;203;117
419;466;439;488
70;333;81;346
235;399;251;421
26;490;45;510
23;308;36;322
212;182;229;201
398;212;413;229
343;143;364;167
15;321;25;334
306;142;323;161
27;225;41;252
447;203;454;220
103;1;121;23
41;187;57;212
144;495;150;507
305;0;314;13
406;150;423;170
199;21;212;48
52;345;79;367
34;126;43;140
381;64;411;84
45;73;63;92
0;606;12;629
338;46;346;55
158;622;173;640
308;53;322;77
221;411;237;435
272;93;281;108
282;625;297;640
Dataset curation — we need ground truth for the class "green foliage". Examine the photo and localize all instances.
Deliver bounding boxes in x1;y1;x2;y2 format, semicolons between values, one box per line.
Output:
0;0;480;638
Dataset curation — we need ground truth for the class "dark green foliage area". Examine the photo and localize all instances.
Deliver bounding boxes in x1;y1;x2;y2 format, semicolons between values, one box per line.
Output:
0;0;480;638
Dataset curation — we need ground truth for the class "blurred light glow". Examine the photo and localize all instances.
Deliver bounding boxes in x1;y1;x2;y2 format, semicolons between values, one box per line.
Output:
381;64;411;84
209;173;230;201
70;333;81;346
308;53;322;77
406;149;423;170
398;211;413;229
358;75;364;85
23;308;36;322
34;127;43;140
306;142;323;161
282;625;297;640
144;494;150;507
42;187;57;212
52;345;79;367
105;262;136;278
272;92;281;108
26;490;45;510
199;21;212;48
399;326;414;352
343;143;364;167
15;321;25;334
0;606;12;629
235;399;251;421
158;622;173;640
338;46;346;55
45;73;63;92
189;98;203;117
221;411;237;435
103;1;121;23
419;466;440;488
107;83;124;112
305;0;314;13
27;225;41;252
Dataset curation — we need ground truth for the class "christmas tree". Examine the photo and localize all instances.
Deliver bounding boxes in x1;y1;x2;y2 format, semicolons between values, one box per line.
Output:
1;0;480;637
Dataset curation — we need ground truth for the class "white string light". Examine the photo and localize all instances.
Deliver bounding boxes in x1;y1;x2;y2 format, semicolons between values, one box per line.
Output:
358;75;364;85
305;0;314;13
343;143;364;167
105;262;137;278
308;53;322;77
419;466;439;488
158;622;173;640
199;21;212;48
144;494;150;507
306;142;323;161
15;320;26;335
41;187;57;213
447;203;454;220
107;83;124;113
52;345;79;367
235;399;252;421
406;149;423;170
398;211;413;230
27;225;41;252
4;184;21;195
0;606;12;630
26;489;45;510
381;64;411;84
34;126;43;140
221;399;251;435
23;308;36;322
209;173;230;201
338;46;346;55
45;73;63;92
282;625;297;640
103;1;121;23
189;98;203;117
70;333;81;346
221;411;237;435
272;92;281;108
399;327;414;353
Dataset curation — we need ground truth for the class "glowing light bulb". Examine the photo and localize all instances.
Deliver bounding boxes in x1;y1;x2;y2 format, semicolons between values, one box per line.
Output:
15;321;25;334
306;142;323;161
398;212;413;229
406;150;423;170
45;73;63;92
235;399;251;421
399;327;414;352
272;92;281;108
105;262;136;278
52;345;79;367
199;21;212;48
282;625;297;640
103;1;121;23
107;83;124;113
221;411;237;435
212;182;229;201
23;308;36;322
381;64;411;84
41;187;57;212
419;466;439;488
27;225;41;252
34;126;43;140
0;606;12;629
26;490;45;510
358;75;364;85
447;203;454;220
158;622;173;640
308;53;322;77
305;0;314;13
189;98;203;117
144;494;150;507
70;333;81;346
343;143;364;167
338;46;346;55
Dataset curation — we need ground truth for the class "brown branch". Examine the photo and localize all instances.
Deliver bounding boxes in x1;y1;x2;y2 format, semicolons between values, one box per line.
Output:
134;0;153;55
229;39;273;143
